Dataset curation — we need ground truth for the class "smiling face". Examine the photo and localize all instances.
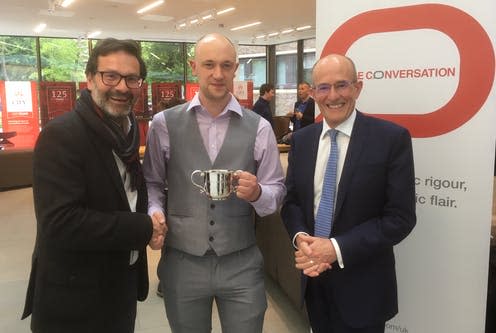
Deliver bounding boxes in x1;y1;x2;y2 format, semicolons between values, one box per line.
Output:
312;54;363;128
86;50;141;120
189;34;238;108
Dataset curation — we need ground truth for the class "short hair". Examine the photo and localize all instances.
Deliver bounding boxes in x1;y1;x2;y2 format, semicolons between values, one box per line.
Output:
85;38;147;79
298;81;311;88
259;83;274;95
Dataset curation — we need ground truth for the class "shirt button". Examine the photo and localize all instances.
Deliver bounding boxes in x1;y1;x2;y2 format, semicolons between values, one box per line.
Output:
209;236;214;241
210;204;215;209
210;220;215;226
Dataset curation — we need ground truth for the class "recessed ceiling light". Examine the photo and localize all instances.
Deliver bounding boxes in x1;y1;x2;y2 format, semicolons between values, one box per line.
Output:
281;29;294;34
268;32;279;37
230;21;261;31
217;7;235;15
137;0;164;14
60;0;76;8
296;25;312;31
33;23;47;33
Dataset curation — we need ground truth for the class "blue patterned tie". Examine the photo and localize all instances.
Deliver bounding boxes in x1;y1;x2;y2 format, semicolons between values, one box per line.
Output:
314;129;339;237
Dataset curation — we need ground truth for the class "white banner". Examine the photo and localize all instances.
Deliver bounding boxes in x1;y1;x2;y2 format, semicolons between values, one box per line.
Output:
316;1;495;332
5;81;33;113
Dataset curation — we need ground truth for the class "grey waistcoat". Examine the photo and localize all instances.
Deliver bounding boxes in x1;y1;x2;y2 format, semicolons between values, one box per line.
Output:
164;104;260;256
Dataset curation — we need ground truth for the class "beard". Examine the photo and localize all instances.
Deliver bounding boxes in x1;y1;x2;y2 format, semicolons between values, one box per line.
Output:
92;89;136;120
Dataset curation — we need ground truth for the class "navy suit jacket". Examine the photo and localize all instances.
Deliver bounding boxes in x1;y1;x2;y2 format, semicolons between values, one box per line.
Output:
281;111;416;327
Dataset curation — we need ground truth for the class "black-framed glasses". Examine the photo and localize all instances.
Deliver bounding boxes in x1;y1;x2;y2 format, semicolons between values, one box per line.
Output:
97;71;143;89
314;80;356;96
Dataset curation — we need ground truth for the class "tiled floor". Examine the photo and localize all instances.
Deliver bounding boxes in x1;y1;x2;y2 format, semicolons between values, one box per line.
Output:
0;187;309;333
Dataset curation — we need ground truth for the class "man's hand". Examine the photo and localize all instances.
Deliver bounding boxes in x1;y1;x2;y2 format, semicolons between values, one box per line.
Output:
294;234;335;277
234;171;261;202
149;211;167;250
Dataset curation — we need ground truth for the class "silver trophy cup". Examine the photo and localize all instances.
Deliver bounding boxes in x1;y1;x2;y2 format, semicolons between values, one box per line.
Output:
191;169;236;200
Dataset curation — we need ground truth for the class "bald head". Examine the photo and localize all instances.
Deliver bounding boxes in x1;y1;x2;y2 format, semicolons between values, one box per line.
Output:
194;33;237;61
312;54;358;83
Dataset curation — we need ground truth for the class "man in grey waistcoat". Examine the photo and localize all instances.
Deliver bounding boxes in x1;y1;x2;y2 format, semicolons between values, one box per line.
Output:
143;33;286;332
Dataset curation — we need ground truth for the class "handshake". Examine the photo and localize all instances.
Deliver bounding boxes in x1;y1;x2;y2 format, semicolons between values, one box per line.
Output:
149;211;167;250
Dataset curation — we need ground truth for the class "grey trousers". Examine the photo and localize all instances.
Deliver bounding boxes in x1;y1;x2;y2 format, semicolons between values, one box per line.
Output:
158;245;267;333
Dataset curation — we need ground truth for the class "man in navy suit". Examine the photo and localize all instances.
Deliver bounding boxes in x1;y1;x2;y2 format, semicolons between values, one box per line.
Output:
281;54;416;333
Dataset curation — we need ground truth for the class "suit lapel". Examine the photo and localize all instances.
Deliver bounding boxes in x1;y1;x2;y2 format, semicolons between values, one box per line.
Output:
335;112;368;218
306;123;322;200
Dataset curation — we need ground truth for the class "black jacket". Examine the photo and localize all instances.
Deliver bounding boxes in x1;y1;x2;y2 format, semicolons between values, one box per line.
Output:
22;97;152;333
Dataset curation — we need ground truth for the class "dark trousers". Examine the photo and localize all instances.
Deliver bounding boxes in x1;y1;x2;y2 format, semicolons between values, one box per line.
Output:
305;275;385;333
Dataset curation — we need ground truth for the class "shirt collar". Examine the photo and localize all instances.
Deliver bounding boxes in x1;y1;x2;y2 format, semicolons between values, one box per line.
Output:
320;109;356;140
186;92;244;117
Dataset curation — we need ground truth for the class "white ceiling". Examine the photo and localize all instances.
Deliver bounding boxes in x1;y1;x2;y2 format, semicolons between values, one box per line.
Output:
0;0;316;45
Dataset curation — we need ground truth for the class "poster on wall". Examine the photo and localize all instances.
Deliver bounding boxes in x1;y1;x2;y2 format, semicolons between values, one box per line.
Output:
0;81;39;149
132;83;149;146
316;1;495;332
151;82;182;114
131;83;148;115
39;82;76;126
185;82;200;101
233;80;254;109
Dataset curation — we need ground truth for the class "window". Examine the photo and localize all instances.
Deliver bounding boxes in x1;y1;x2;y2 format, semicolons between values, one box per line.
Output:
303;38;316;84
275;41;297;116
39;37;88;83
0;36;37;81
141;41;184;83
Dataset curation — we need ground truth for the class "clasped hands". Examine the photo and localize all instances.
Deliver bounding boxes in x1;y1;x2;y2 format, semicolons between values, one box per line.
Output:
286;110;303;120
149;211;167;250
295;234;336;277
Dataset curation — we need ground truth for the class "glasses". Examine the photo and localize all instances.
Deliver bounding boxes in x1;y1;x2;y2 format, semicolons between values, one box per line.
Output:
314;80;356;96
97;71;143;89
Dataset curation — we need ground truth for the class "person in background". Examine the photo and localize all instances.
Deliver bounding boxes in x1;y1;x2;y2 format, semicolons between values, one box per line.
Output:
143;33;286;333
287;81;315;131
252;83;275;129
21;38;166;332
281;54;416;333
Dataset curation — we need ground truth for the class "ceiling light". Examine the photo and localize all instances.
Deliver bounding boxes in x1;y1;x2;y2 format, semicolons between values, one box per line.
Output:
190;18;199;25
281;28;294;34
217;7;235;15
268;32;279;37
175;21;187;29
33;23;47;33
60;0;76;7
230;21;261;31
87;30;101;38
255;35;265;39
296;25;311;31
137;0;164;14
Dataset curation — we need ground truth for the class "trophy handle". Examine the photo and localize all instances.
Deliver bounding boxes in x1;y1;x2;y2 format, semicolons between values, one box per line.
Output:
190;170;206;192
